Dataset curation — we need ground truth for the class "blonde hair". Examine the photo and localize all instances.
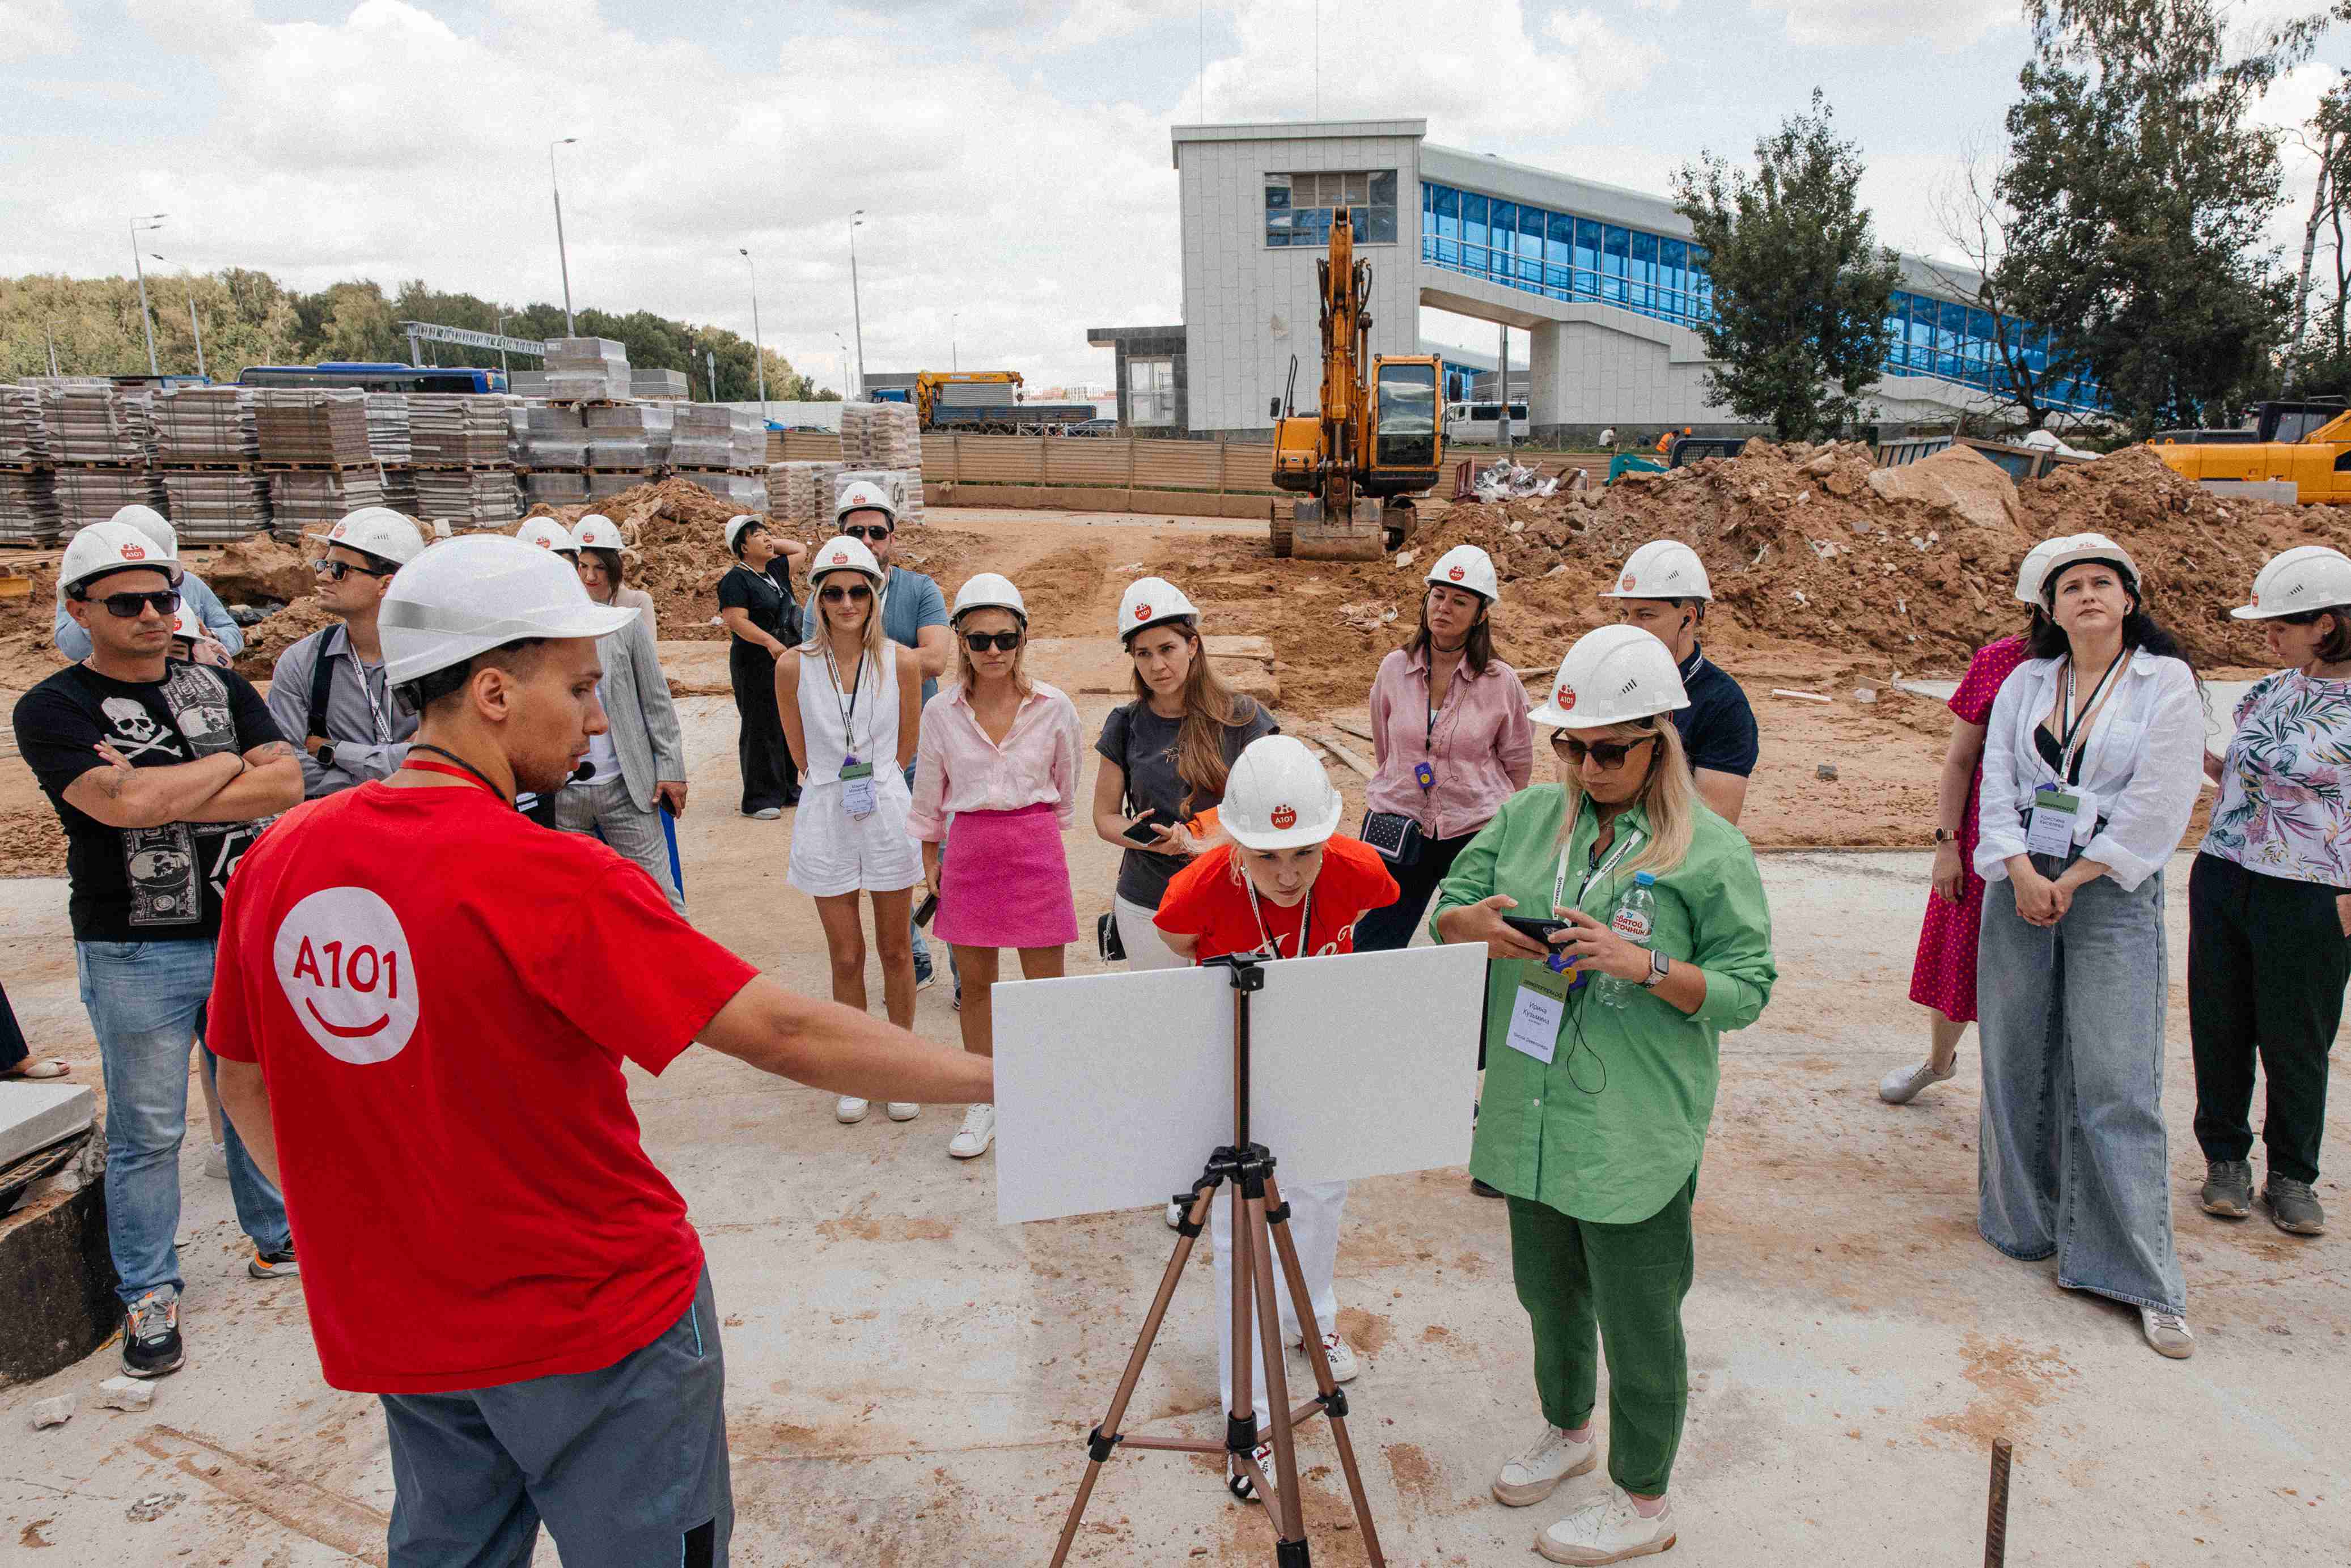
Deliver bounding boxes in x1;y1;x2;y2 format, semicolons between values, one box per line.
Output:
803;566;887;661
951;608;1033;698
1552;716;1697;880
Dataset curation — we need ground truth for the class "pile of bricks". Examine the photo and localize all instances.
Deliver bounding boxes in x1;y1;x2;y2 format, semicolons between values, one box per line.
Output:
774;461;844;529
163;472;271;543
544;338;631;402
46;383;155;464
409;395;514;467
672;405;763;470
255;390;373;466
0;473;60;545
57;465;167;537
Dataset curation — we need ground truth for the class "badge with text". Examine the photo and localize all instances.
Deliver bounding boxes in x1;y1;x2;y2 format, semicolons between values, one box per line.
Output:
273;887;420;1065
1506;960;1574;1065
2027;784;2082;857
840;757;878;819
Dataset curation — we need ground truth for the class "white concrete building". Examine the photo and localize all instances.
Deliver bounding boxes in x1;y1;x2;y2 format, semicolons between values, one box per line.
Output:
1095;120;2104;443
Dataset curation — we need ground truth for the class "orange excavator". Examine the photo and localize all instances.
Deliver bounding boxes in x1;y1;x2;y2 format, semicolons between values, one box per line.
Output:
1267;205;1444;558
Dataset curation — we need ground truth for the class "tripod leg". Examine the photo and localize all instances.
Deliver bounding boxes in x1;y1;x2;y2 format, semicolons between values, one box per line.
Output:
1049;1179;1221;1568
1224;1175;1265;1504
1246;1192;1312;1551
1263;1173;1387;1568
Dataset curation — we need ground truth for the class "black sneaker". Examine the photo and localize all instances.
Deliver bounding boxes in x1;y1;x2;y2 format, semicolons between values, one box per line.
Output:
249;1244;299;1279
122;1289;184;1378
2263;1177;2327;1236
2200;1159;2253;1218
1471;1177;1504;1198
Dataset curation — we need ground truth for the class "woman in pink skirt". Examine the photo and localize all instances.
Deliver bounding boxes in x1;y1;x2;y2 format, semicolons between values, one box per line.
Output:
1881;537;2062;1104
909;572;1083;1162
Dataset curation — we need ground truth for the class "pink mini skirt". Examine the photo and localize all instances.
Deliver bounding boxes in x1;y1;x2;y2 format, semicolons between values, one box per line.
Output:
936;802;1079;948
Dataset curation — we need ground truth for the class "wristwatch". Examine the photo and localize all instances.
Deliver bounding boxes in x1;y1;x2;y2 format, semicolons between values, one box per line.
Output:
315;741;337;772
1931;828;1958;845
1640;950;1670;989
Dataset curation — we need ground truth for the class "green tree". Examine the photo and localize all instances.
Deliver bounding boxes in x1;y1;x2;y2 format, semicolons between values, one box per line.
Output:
1996;0;2294;437
1671;90;1902;440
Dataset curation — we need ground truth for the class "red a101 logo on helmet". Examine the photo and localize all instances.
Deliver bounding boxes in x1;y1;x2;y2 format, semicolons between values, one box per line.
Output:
832;550;848;565
122;542;146;560
1620;573;1636;591
1134;602;1151;621
1448;565;1465;581
1270;804;1297;829
1558;685;1577;710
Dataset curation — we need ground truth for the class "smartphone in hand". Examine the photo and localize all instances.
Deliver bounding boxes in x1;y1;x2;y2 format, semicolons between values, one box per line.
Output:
1121;810;1177;848
1501;915;1572;944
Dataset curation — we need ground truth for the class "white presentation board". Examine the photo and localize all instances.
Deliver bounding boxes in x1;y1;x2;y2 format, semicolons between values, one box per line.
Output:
992;943;1486;1225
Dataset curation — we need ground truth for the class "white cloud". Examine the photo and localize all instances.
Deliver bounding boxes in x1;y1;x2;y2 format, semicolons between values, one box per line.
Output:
0;0;74;63
1753;0;2018;50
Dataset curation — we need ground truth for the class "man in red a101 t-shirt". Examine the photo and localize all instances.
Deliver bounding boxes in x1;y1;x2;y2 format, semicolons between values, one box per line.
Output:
209;536;989;1568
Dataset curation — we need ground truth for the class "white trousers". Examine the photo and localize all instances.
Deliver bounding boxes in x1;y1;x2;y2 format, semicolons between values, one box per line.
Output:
1211;1177;1346;1421
1114;892;1190;972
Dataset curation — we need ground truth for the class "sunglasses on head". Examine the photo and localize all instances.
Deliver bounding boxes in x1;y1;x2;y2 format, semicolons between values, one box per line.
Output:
1553;732;1656;769
819;583;874;604
840;525;892;542
962;630;1022;652
313;557;394;582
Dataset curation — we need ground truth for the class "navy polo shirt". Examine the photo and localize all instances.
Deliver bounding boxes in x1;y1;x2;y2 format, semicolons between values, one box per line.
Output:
1671;643;1759;778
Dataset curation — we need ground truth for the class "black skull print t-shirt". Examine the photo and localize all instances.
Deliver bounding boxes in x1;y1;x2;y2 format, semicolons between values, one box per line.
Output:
14;659;287;941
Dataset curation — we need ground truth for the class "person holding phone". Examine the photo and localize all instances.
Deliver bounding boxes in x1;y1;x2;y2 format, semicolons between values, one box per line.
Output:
1151;735;1399;1507
778;536;925;1128
1092;577;1277;974
1431;625;1774;1566
908;573;1082;1162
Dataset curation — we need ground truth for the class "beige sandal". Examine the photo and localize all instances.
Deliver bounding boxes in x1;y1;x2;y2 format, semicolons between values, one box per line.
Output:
3;1060;70;1080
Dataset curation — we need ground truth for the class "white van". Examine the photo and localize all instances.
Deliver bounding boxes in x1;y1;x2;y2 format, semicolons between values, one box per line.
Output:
1443;401;1528;444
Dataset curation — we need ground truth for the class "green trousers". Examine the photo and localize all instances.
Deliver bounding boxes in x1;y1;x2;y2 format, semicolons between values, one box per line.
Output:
1506;1179;1695;1497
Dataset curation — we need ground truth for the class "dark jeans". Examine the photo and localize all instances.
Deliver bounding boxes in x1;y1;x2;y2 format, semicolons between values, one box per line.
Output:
730;641;797;813
2188;853;2347;1185
1350;828;1479;953
0;977;26;1073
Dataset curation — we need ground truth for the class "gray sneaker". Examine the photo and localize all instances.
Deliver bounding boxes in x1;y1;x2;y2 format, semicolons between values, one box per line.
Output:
2198;1159;2253;1219
2263;1177;2327;1236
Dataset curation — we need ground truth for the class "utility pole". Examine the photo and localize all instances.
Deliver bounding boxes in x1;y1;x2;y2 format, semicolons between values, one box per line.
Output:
549;138;579;335
129;214;166;376
849;210;867;399
739;248;768;426
706;349;718;402
188;293;206;380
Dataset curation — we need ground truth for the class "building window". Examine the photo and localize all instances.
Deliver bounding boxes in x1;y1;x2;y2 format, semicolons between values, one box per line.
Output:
1129;357;1176;426
1266;169;1399;248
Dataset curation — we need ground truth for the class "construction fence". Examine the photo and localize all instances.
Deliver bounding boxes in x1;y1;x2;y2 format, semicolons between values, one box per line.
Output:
771;430;1285;519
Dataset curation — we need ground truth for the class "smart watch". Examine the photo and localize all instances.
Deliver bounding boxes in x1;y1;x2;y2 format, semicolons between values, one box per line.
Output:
315;741;338;772
1640;950;1670;989
1931;827;1958;845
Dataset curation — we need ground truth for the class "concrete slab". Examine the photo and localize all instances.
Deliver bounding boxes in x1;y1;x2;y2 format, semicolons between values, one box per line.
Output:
0;1082;92;1167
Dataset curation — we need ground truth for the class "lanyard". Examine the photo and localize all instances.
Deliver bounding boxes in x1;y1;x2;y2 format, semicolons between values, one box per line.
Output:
1244;879;1315;959
1552;821;1647;914
350;652;389;746
2055;649;2128;781
821;643;867;756
402;747;512;806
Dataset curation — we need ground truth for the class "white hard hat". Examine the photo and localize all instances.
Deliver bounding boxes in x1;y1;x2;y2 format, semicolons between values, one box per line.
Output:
1117;575;1201;642
952;572;1027;624
60;519;184;597
515;516;580;556
835;479;898;526
314;506;426;569
808;535;883;586
1221;735;1342;851
1600;539;1713;601
2013;536;2070;605
1527;624;1692;730
379;535;637;690
1425;544;1500;603
170;605;200;641
723;514;766;553
2036;532;2142;605
2231;545;2351;620
108;504;177;558
571;514;624;552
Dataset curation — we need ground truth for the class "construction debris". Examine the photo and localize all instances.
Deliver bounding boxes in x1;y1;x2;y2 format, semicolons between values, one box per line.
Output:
1472;457;1562;501
94;1376;154;1413
29;1395;73;1429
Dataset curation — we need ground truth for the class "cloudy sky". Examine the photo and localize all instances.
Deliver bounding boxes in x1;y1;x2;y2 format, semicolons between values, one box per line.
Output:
2;0;2344;393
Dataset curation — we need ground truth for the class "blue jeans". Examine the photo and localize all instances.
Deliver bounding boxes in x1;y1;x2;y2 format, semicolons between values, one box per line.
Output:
77;939;291;1304
1975;858;2185;1315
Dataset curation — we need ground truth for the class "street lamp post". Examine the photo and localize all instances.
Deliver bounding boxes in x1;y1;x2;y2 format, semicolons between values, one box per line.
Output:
849;210;866;400
951;311;960;373
128;214;166;376
187;287;206;380
549;138;579;336
739;248;768;429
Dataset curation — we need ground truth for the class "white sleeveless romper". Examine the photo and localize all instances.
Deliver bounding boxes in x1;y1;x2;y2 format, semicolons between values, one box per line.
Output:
785;641;924;897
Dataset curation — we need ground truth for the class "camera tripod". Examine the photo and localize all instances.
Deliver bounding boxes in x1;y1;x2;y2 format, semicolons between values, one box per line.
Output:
1047;955;1387;1567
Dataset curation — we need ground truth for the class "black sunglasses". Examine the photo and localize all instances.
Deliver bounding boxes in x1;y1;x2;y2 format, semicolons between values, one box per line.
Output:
1553;732;1657;769
819;583;874;604
313;557;395;582
93;589;181;620
840;525;892;542
963;630;1022;652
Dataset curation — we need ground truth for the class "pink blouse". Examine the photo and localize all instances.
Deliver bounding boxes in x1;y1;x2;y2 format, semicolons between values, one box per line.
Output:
1365;646;1536;840
905;681;1083;842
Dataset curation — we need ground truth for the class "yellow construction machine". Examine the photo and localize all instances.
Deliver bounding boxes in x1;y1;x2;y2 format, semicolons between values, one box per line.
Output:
1267;206;1443;558
2153;400;2351;504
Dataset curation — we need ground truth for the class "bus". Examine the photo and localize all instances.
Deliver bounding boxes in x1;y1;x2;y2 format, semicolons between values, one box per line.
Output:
236;363;509;394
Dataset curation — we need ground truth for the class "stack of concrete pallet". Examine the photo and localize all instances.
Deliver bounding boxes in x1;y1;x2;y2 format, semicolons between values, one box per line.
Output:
367;393;417;516
1;384;57;464
269;471;386;541
584;403;673;470
836;467;924;526
48;382;155;464
255;389;379;540
416;467;522;528
520;404;589;505
162;471;271;542
544;338;631;402
630;368;689;402
409;395;512;467
154;386;258;463
664;469;766;508
774;460;842;529
839;401;921;469
669;405;751;469
57;464;167;535
0;384;57;543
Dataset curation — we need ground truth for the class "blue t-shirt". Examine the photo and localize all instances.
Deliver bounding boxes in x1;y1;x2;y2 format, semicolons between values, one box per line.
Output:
1670;643;1759;779
880;566;950;707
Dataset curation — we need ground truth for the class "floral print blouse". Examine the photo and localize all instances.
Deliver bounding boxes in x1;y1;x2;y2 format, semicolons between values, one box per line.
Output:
2201;669;2351;888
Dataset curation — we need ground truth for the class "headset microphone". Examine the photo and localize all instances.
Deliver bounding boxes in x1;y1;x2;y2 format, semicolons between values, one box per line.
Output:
571;761;596;783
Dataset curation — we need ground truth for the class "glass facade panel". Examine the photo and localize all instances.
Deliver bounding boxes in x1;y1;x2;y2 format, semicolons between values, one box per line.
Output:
1265;168;1399;248
1433;185;1459;266
1463;193;1489;265
1602;225;1630;304
1630;231;1658;311
1490;201;1518;281
1575;218;1602;299
1660;238;1687;320
1547;212;1574;298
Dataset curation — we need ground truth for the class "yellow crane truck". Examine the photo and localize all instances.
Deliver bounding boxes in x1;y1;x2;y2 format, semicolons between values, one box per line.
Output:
1266;205;1443;558
2154;400;2351;504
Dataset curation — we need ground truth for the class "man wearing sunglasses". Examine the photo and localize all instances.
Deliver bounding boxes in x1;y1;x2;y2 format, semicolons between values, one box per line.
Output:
1599;540;1759;825
836;481;955;991
52;505;241;666
12;519;306;1381
266;508;428;799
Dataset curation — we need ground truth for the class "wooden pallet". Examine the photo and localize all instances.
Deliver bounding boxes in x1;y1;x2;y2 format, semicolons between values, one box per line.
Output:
260;460;383;473
410;462;516;472
156;460;260;472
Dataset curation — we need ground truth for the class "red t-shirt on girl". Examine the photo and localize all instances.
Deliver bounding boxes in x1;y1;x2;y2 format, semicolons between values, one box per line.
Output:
1153;835;1399;963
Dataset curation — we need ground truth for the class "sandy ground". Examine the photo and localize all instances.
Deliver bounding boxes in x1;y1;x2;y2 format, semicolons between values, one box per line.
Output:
1;510;2344;1566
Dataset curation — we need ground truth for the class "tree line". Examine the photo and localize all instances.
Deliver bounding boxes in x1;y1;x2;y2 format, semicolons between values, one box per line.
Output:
1671;0;2351;442
0;270;835;404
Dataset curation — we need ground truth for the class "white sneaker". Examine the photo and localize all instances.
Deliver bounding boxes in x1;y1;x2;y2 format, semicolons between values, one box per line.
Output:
886;1103;920;1121
1493;1423;1598;1507
1227;1439;1277;1505
1537;1486;1676;1564
1316;1329;1358;1383
948;1103;996;1159
1165;1199;1187;1229
2141;1305;2195;1359
749;807;782;821
204;1142;230;1180
1879;1058;1956;1104
835;1096;870;1124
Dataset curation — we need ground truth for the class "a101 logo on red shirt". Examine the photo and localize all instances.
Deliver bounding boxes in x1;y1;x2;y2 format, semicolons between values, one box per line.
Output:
270;887;421;1064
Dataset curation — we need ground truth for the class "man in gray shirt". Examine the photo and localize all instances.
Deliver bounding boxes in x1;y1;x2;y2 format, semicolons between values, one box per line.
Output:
266;508;427;797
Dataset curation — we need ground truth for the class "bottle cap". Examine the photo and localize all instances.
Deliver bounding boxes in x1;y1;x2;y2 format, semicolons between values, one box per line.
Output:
1634;871;1657;885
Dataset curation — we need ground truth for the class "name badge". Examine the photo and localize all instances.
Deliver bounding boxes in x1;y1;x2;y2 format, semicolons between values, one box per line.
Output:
840;758;877;819
1505;960;1574;1065
1414;761;1437;791
2026;784;2080;857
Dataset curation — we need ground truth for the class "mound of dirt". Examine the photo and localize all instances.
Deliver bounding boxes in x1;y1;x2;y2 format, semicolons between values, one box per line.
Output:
204;535;315;605
231;596;337;681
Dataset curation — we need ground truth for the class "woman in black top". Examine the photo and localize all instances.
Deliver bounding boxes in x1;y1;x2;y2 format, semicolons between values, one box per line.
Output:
716;514;807;817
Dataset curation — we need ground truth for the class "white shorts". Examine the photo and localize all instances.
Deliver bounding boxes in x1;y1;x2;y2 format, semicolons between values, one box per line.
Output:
786;775;924;898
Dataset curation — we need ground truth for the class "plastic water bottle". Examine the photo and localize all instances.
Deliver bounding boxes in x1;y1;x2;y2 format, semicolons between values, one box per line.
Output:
1596;871;1658;1009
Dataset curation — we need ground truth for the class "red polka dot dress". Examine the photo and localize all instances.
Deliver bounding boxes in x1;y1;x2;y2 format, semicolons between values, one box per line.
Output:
1909;634;2032;1023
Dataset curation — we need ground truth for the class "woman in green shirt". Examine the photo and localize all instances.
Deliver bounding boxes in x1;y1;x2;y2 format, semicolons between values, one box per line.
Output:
1432;624;1776;1567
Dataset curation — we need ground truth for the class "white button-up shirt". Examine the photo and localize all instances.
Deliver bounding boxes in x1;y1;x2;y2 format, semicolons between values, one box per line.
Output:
1975;650;2206;892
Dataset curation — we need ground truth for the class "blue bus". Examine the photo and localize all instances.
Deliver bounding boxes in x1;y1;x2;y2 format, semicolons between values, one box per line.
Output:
237;362;508;394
